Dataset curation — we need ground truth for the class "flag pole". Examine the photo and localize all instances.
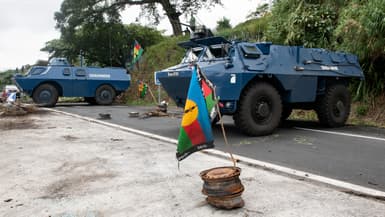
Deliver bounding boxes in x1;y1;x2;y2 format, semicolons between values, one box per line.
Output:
146;84;158;105
215;103;237;168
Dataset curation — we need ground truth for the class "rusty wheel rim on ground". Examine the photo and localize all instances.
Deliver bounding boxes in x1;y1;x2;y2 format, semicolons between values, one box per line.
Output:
200;166;244;209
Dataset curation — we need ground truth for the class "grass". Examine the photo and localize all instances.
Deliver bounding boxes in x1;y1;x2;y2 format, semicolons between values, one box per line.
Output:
288;96;385;128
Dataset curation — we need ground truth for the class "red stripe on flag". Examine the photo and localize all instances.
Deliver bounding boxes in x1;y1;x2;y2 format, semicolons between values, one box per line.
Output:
183;119;206;145
201;79;212;98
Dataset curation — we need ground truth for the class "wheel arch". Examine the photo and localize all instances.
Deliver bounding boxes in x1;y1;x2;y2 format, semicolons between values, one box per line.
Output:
316;77;352;102
233;78;283;136
32;81;63;97
238;74;285;105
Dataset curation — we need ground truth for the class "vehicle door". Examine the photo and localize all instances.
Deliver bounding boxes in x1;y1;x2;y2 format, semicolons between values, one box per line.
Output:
61;67;74;96
72;67;89;97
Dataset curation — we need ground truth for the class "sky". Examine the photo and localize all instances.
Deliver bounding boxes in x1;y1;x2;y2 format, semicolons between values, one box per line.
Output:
0;0;268;71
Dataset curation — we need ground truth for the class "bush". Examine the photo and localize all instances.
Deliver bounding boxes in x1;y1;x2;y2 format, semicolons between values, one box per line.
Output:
355;104;369;116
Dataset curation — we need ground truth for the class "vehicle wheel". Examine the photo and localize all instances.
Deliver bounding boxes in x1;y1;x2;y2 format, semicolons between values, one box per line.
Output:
234;82;282;136
84;97;97;105
32;84;58;107
95;85;115;105
281;106;293;121
316;84;351;127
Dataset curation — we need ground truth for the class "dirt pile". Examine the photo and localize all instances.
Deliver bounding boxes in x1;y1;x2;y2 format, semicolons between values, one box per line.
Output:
0;103;38;116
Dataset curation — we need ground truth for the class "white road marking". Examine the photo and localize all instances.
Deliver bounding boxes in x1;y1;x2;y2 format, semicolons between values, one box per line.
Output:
50;109;385;200
295;127;385;142
204;149;385;199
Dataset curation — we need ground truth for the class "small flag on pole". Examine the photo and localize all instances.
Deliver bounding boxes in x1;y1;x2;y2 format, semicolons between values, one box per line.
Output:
138;81;147;98
131;40;144;66
176;65;217;161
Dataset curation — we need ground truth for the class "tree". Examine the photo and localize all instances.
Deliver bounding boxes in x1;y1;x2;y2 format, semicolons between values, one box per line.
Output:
0;70;16;88
334;0;385;95
40;39;74;61
247;3;269;19
42;24;163;67
266;0;345;48
55;0;222;36
215;17;232;32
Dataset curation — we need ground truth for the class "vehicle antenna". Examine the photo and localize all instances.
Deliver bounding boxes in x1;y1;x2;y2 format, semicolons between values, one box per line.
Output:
109;26;112;66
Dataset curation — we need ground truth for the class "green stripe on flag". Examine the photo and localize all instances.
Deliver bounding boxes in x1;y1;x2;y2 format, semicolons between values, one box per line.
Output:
177;127;192;153
205;93;216;112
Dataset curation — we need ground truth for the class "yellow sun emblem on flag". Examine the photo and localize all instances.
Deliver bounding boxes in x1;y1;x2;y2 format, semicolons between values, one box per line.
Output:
182;99;198;127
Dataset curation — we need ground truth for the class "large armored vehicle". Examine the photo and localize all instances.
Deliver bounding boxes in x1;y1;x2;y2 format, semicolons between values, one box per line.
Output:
15;58;130;107
155;29;364;136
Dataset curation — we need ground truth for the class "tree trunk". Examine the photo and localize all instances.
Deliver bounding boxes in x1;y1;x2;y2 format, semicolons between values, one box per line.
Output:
159;0;183;35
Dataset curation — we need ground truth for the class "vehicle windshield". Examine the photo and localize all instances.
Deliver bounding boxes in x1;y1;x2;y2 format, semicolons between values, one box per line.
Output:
208;44;230;59
180;47;203;63
28;67;47;75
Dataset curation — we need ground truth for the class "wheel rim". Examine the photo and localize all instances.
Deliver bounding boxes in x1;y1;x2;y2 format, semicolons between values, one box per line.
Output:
333;100;345;117
100;89;112;101
253;96;272;123
39;90;52;103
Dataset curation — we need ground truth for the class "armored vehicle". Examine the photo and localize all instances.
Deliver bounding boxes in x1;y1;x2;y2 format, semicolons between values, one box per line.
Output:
14;58;130;107
155;31;364;136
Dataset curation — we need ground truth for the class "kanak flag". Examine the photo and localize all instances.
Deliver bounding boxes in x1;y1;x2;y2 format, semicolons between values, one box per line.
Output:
176;65;217;161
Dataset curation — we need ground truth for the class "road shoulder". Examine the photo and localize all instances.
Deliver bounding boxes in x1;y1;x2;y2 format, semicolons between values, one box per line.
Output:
1;111;385;217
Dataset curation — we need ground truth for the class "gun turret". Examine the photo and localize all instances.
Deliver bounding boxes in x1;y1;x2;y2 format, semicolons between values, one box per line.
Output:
179;22;214;40
190;25;213;39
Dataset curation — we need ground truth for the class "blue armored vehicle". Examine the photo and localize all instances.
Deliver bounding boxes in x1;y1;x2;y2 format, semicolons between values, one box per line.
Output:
15;58;130;107
155;29;364;136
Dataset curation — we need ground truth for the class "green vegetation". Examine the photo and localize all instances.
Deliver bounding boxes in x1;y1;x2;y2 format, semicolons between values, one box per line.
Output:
42;24;164;67
121;36;186;104
216;17;232;32
55;0;222;36
335;0;385;97
216;16;270;41
0;70;17;89
355;104;369;117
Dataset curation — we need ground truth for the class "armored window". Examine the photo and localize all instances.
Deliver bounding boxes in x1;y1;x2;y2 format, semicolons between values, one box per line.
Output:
63;68;71;76
209;44;229;58
202;48;215;61
240;44;261;59
30;67;46;75
181;47;202;63
75;69;86;77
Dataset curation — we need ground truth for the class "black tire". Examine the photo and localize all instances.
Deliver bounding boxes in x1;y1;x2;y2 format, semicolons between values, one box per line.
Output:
84;97;97;105
281;106;293;121
234;82;282;136
32;83;58;107
95;85;115;105
316;84;351;127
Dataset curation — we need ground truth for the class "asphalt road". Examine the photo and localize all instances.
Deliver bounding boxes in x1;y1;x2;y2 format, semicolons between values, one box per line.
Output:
55;103;385;192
